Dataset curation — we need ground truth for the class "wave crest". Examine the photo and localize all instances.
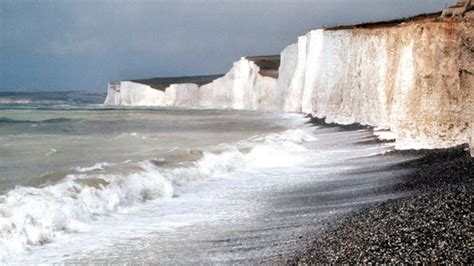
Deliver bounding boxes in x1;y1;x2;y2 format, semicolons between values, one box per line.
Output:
0;162;173;260
0;128;316;261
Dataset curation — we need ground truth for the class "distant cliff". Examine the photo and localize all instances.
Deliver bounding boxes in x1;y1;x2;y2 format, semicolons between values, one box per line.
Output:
105;12;473;155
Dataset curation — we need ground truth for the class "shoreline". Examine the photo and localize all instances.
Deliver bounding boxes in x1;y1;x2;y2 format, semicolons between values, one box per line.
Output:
287;143;473;263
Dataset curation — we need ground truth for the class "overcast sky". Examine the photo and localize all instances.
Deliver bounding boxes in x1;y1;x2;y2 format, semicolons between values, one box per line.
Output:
0;0;455;91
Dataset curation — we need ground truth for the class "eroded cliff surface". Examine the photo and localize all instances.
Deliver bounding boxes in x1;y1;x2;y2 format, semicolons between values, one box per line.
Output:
105;13;473;154
282;13;473;151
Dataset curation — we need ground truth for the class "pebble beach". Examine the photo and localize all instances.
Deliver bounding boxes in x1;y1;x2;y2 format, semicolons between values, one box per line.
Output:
289;145;473;264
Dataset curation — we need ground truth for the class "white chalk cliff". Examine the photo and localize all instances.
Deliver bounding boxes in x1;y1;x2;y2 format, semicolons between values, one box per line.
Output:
105;13;473;155
104;58;279;110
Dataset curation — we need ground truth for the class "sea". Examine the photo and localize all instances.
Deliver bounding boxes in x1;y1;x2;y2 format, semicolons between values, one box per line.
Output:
0;91;415;263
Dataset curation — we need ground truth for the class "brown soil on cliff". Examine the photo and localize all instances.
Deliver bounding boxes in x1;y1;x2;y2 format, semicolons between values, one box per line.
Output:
325;12;441;30
246;55;280;78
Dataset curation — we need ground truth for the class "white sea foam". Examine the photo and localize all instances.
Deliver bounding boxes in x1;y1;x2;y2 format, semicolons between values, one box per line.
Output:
44;148;57;156
373;128;396;141
73;162;114;172
0;128;316;262
0;161;174;261
166;128;315;185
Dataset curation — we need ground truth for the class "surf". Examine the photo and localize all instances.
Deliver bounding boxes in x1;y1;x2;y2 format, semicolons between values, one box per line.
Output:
0;125;319;261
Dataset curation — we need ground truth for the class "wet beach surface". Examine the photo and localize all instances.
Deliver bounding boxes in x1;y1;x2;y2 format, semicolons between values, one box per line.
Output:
288;144;473;264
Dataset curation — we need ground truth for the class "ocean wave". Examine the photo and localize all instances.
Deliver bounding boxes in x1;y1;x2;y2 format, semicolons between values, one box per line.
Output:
0;128;316;261
73;162;115;173
0;162;174;261
0;117;77;124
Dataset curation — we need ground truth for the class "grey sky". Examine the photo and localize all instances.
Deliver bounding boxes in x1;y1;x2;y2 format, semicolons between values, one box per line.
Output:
0;0;455;91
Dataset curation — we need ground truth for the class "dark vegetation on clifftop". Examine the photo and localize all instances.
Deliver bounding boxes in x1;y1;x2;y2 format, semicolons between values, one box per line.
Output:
246;55;280;78
132;74;224;91
132;55;281;90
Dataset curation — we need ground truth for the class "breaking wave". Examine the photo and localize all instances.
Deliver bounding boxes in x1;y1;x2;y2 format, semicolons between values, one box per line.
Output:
0;128;316;261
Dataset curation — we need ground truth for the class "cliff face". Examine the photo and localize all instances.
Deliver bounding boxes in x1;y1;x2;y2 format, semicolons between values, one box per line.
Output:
104;81;165;106
283;15;473;152
460;13;474;155
104;81;201;107
199;57;279;110
105;13;473;155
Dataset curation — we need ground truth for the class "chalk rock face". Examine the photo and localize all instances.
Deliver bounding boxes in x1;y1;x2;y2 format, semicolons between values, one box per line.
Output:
279;16;473;151
103;82;120;105
280;36;307;113
199;57;279;110
198;61;241;109
164;83;200;108
104;81;165;106
389;19;472;150
460;12;474;156
293;29;392;126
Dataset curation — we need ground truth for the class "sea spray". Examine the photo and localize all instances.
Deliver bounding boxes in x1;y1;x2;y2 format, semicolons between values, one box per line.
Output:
0;128;317;261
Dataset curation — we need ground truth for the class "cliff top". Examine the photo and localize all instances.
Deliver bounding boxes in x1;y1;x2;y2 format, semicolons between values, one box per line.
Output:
325;9;473;31
325;12;442;30
131;74;224;91
246;55;280;78
129;55;281;91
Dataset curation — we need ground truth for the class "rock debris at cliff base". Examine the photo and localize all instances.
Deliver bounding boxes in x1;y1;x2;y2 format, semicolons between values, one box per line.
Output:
287;145;473;264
